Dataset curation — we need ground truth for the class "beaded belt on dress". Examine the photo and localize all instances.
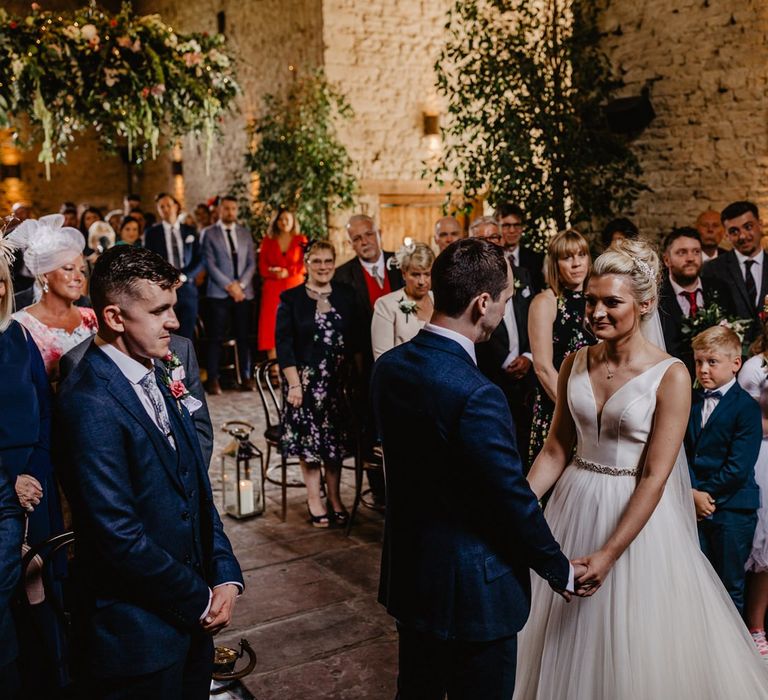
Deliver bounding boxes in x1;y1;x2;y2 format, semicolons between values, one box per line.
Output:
574;455;638;477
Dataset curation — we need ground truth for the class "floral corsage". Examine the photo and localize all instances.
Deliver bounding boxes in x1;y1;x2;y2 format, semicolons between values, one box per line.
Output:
398;298;419;322
161;352;203;414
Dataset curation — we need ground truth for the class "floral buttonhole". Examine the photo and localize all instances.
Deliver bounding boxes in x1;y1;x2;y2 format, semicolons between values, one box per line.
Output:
161;351;203;414
184;234;195;244
398;297;419;321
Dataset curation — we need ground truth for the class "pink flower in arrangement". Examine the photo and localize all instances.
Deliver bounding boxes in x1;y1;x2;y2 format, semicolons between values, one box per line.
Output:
110;19;118;28
169;380;187;399
116;35;132;48
151;84;166;96
183;52;203;67
141;86;150;98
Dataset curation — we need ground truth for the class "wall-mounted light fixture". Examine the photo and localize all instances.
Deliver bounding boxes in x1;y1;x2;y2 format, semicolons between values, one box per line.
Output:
422;111;441;154
1;162;21;180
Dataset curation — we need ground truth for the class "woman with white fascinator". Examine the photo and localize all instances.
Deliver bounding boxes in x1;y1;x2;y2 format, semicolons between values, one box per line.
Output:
10;214;97;380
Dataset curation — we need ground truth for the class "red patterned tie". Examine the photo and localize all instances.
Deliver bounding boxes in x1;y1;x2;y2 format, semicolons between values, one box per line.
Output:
681;291;698;318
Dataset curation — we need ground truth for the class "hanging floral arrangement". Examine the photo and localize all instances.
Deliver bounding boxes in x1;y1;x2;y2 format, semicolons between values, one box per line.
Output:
0;1;239;179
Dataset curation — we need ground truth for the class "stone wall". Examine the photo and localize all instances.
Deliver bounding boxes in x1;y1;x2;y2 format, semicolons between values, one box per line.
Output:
598;0;768;236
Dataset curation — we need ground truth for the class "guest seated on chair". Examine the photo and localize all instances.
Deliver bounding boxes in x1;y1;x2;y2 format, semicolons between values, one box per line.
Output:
371;242;434;360
275;240;362;528
9;214;97;381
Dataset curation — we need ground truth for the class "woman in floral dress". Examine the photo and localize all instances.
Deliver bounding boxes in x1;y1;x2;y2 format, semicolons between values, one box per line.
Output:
275;241;361;527
528;229;595;462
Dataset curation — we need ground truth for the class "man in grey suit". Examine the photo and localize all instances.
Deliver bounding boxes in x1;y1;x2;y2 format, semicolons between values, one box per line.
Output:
60;333;214;468
201;195;256;395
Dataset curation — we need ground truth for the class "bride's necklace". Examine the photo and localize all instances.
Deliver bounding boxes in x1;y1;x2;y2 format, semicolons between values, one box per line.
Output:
602;347;624;380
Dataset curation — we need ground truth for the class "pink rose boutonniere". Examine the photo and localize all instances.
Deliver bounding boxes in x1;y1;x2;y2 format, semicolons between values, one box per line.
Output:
161;351;203;414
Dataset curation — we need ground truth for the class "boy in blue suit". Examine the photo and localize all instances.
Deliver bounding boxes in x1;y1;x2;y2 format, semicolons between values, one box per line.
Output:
685;325;762;613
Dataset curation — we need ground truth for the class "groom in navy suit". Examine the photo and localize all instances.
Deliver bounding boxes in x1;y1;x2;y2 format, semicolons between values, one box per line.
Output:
56;247;242;699
371;239;579;699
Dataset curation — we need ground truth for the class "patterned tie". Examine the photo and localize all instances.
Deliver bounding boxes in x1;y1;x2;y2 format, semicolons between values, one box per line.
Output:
225;227;239;279
138;373;175;448
172;227;184;270
744;259;757;309
680;291;699;318
371;264;384;289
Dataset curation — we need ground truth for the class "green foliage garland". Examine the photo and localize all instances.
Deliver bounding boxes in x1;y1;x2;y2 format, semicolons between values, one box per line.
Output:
0;1;239;178
433;0;646;251
242;71;357;241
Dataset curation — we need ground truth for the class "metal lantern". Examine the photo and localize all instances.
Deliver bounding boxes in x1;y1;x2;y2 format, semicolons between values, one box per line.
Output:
221;421;265;519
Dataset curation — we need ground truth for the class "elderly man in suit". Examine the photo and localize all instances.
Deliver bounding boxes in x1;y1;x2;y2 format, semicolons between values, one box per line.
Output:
0;464;23;697
143;193;203;340
697;208;728;263
201;195;256;395
334;214;403;502
702;201;768;343
495;203;546;294
55;246;242;700
659;227;732;377
372;239;579;698
433;216;464;253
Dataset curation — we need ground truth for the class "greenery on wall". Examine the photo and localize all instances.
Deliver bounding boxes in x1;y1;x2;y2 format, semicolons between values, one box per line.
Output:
433;0;646;250
0;1;239;178
240;70;357;241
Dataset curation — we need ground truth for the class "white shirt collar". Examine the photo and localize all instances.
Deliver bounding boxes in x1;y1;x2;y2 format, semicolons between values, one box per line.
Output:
734;248;763;267
669;276;702;296
423;323;477;365
506;246;520;265
713;377;737;397
96;336;154;386
359;253;385;276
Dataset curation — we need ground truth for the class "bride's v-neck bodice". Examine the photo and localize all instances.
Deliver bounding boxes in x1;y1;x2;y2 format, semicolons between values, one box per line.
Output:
568;346;679;472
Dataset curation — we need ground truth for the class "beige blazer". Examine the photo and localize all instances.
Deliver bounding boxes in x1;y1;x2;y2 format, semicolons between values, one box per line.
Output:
371;290;433;361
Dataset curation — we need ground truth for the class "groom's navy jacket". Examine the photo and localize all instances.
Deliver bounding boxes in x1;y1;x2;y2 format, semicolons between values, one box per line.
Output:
372;329;570;641
685;383;761;511
55;345;243;677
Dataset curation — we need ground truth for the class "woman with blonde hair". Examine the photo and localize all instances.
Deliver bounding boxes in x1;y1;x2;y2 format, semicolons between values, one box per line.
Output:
527;229;595;462
515;238;768;698
9;215;97;380
371;242;435;360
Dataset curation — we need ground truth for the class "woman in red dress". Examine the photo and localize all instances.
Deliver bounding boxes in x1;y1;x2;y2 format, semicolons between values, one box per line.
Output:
258;208;307;369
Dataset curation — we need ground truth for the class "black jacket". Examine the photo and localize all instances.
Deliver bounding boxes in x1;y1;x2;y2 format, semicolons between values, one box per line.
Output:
275;283;363;368
517;246;546;295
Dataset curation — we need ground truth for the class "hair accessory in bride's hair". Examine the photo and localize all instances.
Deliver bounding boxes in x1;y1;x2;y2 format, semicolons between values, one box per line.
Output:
388;240;417;270
633;257;655;282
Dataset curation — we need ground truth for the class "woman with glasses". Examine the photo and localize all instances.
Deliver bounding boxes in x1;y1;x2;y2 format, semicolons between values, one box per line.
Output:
528;229;595;462
275;241;362;528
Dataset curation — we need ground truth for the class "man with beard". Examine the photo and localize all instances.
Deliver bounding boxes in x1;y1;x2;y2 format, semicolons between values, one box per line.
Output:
659;227;731;376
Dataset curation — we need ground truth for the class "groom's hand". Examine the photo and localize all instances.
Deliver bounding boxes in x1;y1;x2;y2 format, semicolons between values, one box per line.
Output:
572;562;587;583
572;550;615;597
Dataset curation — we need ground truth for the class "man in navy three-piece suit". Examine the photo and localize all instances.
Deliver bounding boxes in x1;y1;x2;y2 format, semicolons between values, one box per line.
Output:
371;239;579;699
56;247;243;700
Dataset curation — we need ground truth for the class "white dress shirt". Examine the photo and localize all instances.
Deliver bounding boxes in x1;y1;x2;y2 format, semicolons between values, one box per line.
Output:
701;249;719;264
501;299;520;369
424;323;477;365
360;253;386;284
734;249;763;307
701;377;736;427
669;277;704;317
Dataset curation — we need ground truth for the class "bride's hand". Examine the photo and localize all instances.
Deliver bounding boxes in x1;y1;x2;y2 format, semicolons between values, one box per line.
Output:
572;550;616;597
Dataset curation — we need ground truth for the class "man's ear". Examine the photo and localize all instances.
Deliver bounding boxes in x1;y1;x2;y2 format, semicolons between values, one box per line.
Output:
101;304;126;334
474;292;491;318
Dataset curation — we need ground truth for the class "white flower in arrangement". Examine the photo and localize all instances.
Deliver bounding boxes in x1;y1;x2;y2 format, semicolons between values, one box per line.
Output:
104;69;120;87
62;25;80;40
80;24;98;41
11;59;24;77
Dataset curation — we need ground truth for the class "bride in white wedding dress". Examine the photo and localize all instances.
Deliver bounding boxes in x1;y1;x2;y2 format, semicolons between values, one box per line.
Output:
514;239;768;699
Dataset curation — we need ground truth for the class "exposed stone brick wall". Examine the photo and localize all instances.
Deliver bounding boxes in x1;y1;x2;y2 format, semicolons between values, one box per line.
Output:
598;0;768;236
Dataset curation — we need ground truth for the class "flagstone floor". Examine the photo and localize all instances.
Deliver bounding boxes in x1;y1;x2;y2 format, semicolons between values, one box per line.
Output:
206;389;396;699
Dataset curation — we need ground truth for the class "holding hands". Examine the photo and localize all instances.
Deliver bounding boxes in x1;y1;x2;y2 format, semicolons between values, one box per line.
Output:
572;550;616;597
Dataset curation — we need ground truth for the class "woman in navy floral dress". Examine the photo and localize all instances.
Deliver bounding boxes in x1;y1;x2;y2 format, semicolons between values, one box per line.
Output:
528;229;595;462
275;241;361;527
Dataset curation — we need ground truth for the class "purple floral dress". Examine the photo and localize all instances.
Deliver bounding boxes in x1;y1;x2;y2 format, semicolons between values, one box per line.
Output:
528;288;595;461
280;306;350;463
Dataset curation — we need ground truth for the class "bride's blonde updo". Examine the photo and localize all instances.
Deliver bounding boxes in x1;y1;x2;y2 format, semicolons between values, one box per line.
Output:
591;238;661;318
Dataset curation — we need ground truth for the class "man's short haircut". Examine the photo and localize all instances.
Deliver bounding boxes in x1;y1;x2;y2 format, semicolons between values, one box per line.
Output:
346;214;376;233
90;246;180;317
220;195;238;205
468;215;499;236
431;238;508;318
663;226;701;252
600;217;639;249
494;203;524;220
721;201;759;225
692;324;741;359
154;192;180;208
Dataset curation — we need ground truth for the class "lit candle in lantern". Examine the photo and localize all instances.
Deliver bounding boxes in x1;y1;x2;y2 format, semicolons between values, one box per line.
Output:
239;479;254;513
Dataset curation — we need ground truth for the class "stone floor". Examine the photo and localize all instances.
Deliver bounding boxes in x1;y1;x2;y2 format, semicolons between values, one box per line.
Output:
205;389;397;699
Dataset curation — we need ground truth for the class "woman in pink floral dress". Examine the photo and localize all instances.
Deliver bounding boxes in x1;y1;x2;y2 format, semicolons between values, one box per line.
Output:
10;215;97;381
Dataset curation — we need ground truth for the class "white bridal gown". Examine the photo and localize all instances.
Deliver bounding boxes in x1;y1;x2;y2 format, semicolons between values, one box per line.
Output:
514;347;768;700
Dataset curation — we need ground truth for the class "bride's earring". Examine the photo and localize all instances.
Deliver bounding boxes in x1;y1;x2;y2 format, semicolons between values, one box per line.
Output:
42;280;49;294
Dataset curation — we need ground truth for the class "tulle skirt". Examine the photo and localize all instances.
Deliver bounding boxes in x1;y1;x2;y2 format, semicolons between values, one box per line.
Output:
748;438;768;573
514;463;768;700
